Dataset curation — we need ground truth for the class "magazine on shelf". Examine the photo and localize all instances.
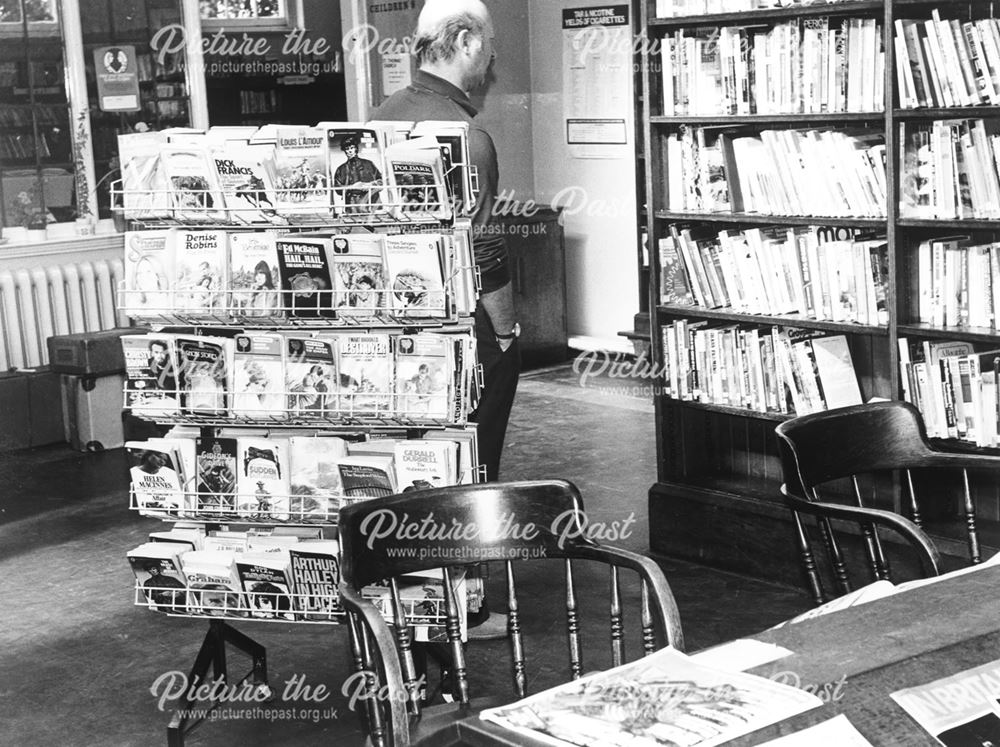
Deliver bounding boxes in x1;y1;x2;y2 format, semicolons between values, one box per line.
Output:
232;332;286;418
288;436;348;519
394;333;452;419
289;540;342;620
271;125;330;218
276;236;336;317
123;229;174;314
338;333;392;414
236;436;291;521
322;124;386;217
173;230;228;313
383;233;447;317
122;334;180;416
229;231;282;317
236;551;296;620
210;140;278;224
175;335;233;416
194;436;238;517
127;542;188;612
329;233;387;317
480;646;822;747
892;658;1000;746
285;336;338;417
182;550;247;617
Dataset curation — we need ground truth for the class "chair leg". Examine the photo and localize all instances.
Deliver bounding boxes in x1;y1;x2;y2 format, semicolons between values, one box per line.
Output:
962;469;982;564
791;510;825;605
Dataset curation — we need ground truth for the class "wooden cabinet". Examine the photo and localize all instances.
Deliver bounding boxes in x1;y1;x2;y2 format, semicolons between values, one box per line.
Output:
500;208;569;369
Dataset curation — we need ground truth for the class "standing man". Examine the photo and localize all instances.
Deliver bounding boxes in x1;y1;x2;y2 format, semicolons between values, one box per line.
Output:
373;0;519;483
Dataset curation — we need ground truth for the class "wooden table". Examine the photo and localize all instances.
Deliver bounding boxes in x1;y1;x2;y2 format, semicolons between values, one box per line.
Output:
453;564;1000;746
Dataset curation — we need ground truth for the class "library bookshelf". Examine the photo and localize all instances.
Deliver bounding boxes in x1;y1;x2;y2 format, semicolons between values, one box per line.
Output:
640;0;1000;583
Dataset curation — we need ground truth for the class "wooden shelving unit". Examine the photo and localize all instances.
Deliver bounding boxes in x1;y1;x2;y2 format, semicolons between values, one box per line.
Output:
640;0;1000;583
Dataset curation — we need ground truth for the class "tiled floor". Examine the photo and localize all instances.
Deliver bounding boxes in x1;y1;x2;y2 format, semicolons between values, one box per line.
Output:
0;360;811;746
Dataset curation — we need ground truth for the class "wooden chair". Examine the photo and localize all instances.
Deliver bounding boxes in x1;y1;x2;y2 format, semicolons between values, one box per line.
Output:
337;479;684;747
775;401;995;604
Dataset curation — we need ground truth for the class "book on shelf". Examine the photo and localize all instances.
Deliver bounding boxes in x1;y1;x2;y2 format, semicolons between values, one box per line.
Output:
424;427;480;484
338;333;393;414
123;229;173;315
289;540;342;620
411;120;475;215
210;140;278;224
394;333;453;419
148;526;205;552
236;436;291;521
182;550;247;617
127;542;188;612
122;334;180;416
285;336;338;417
393;439;459;492
271;125;330;219
383;233;447;317
236;551;296;620
337;454;397;498
160;145;226;223
321;124;386;217
383;136;451;221
276;235;336;317
329;233;387;317
173;230;227;313
232;332;286;418
288;435;349;519
363;567;467;642
194;436;238;517
117;131;170;220
175;335;233;416
127;440;186;515
229;231;282;318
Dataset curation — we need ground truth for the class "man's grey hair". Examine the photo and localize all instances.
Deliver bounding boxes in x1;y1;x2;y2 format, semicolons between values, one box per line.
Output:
412;12;487;65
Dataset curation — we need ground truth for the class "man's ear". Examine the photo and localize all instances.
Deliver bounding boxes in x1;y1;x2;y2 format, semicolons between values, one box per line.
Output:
456;28;479;56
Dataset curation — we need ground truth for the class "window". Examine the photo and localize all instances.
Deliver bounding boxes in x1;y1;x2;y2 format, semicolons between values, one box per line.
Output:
200;0;292;30
0;0;57;25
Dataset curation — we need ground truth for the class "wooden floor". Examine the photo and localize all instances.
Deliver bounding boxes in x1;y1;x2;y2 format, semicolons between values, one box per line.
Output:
0;360;811;746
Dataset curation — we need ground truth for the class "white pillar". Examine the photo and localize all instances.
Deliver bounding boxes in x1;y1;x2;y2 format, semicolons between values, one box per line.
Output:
59;0;99;223
180;0;209;129
339;0;372;122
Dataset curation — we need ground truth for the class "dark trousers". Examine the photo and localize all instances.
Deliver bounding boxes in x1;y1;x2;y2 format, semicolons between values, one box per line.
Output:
470;303;520;482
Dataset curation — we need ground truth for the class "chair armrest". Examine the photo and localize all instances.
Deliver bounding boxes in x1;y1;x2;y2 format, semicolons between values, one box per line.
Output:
569;542;685;652
780;485;941;579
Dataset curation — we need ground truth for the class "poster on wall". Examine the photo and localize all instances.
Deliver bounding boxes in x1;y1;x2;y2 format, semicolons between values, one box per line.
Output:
381;52;412;97
562;5;631;159
94;45;141;112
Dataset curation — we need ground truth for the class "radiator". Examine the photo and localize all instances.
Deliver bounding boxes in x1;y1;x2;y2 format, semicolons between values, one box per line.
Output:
0;259;126;369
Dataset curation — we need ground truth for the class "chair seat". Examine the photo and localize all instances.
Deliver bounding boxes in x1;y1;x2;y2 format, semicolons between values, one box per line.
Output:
410;695;512;747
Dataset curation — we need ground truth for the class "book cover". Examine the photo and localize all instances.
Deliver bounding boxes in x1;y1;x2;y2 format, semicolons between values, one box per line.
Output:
384;138;451;221
123;229;173;314
810;335;864;409
173;230;227;313
329;233;387;317
394;334;452;419
382;233;447;317
229;231;282;317
160;146;226;223
122;334;179;416
324;125;386;216
288;436;348;520
194;436;238;517
271;125;330;217
237;437;290;521
175;335;232;416
181;550;247;617
127;542;188;612
232;332;285;418
276;236;335;317
337;454;397;498
211;141;277;224
394;439;457;492
236;551;296;620
289;541;342;620
411;121;475;214
117;131;170;219
127;441;185;515
285;336;338;417
338;333;392;414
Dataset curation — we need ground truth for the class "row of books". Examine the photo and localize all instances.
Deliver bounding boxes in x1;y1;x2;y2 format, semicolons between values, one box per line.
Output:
0;103;65;127
899;119;1000;221
129;537;472;638
662;18;884;116
895;11;1000;109
666;127;887;217
661;323;864;415
128;534;342;620
654;0;851;15
661;224;889;326
123;330;477;423
899;338;1000;446
117;119;472;225
914;236;1000;330
128;427;478;521
121;228;475;320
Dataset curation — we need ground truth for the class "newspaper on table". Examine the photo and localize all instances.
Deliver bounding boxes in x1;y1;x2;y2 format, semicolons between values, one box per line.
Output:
479;646;822;747
756;715;873;746
891;658;1000;746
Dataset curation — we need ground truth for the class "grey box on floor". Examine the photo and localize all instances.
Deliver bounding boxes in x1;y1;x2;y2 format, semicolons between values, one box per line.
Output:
0;368;65;451
60;373;125;451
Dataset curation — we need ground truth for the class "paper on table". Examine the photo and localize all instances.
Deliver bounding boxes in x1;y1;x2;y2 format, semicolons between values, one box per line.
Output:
891;658;1000;745
894;548;1000;593
756;715;874;746
689;638;792;672
480;646;822;747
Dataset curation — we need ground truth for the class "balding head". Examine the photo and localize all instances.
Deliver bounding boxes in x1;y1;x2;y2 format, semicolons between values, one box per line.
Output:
412;0;493;69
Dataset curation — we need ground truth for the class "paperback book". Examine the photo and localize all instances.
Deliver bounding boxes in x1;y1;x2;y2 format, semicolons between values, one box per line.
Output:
127;542;188;612
289;541;342;620
173;230;227;313
175;335;233;416
272;126;329;218
383;233;446;317
181;550;247;617
229;231;282;317
384;137;451;221
285;336;338;416
122;334;180;416
127;440;185;515
276;236;335;317
194;436;238;516
323;125;386;216
236;437;291;521
288;436;348;520
338;333;392;414
123;229;174;314
236;551;296;620
337;454;397;498
211;141;277;224
232;332;286;418
160;146;226;223
329;233;387;317
394;334;452;418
